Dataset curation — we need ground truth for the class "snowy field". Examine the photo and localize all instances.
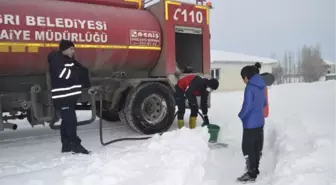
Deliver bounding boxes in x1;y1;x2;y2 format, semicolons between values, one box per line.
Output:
0;81;335;185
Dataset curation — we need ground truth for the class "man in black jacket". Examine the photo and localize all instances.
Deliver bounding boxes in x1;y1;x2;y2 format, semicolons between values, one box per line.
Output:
48;39;90;154
175;75;219;129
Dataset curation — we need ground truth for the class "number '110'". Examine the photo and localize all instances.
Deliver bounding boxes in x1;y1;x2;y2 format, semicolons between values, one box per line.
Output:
173;8;204;24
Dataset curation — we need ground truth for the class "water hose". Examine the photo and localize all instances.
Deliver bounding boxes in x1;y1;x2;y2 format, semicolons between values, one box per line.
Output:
98;93;205;146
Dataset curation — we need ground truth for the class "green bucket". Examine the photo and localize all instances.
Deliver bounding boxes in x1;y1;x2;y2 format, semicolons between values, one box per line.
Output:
207;124;220;143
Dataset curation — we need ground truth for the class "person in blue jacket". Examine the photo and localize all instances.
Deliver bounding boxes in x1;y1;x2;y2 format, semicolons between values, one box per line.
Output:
236;65;267;183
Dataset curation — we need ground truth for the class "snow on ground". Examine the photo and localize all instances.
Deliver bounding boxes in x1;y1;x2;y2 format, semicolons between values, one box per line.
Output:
264;82;335;185
204;80;336;185
0;127;210;185
0;81;335;185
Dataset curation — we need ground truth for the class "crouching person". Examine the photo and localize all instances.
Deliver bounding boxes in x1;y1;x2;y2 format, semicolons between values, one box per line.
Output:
237;65;267;182
175;75;219;129
48;39;90;155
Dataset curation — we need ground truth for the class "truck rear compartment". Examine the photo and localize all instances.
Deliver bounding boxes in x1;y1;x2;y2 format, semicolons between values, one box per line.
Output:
175;26;204;73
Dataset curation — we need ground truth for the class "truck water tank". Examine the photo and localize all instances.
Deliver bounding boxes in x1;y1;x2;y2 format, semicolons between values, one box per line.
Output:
0;0;161;76
59;0;144;10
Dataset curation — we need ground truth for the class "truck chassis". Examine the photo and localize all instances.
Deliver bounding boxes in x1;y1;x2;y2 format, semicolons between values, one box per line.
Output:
0;71;177;135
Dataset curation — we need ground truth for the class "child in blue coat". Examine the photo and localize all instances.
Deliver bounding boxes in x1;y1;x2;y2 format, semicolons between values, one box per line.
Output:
237;65;267;183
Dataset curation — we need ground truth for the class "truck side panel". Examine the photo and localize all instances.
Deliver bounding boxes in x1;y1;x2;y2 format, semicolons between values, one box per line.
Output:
0;0;161;76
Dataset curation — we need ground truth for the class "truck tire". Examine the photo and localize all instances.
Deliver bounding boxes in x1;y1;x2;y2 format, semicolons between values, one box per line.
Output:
120;82;176;134
118;110;127;127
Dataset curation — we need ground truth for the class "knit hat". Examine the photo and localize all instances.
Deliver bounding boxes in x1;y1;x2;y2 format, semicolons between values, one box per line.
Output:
207;78;219;90
59;39;74;51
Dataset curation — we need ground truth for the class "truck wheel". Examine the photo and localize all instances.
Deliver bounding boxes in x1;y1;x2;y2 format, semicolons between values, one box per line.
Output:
121;82;175;134
95;101;120;122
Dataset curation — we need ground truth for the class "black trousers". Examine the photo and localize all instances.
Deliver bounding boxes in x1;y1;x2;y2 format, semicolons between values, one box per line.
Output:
242;127;264;172
174;86;198;120
260;126;264;155
55;104;81;146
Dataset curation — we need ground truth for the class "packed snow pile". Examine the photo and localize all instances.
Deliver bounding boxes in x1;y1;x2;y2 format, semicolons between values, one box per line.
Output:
267;81;336;185
203;80;335;185
271;122;335;185
143;127;210;185
0;127;211;185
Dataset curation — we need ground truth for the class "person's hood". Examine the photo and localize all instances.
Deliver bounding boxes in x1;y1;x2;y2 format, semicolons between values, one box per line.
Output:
47;50;72;64
47;50;61;63
247;74;266;89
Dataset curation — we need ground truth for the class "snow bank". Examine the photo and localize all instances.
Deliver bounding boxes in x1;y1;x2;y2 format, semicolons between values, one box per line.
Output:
268;81;336;185
271;122;335;185
0;127;210;185
64;127;210;185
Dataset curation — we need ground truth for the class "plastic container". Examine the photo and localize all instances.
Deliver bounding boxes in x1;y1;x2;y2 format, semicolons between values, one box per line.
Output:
207;124;220;143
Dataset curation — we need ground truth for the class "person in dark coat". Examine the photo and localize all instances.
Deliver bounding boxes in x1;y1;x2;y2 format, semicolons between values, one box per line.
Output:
47;39;90;155
175;75;219;129
237;65;267;182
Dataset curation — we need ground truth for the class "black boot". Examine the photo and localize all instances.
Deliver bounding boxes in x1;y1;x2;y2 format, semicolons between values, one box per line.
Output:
60;123;71;153
71;143;91;155
239;156;257;182
61;143;72;153
256;159;260;175
256;152;262;175
61;139;72;153
237;171;257;183
255;160;260;175
244;156;250;172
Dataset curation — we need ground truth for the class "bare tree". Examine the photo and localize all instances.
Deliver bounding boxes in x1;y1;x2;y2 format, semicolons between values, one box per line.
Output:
288;51;294;83
272;64;284;84
299;44;327;82
296;49;303;82
273;43;328;84
281;51;296;83
283;51;288;83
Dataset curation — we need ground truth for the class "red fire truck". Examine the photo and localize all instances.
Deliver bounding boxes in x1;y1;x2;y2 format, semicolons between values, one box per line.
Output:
0;0;212;135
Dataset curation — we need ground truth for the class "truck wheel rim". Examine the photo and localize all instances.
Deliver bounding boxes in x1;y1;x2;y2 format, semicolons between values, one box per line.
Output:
141;94;167;125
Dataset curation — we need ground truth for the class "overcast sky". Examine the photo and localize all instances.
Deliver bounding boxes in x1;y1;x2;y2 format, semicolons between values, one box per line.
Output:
209;0;335;61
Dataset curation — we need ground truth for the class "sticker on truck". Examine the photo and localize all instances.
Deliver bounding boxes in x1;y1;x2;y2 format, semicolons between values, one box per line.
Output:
129;29;161;46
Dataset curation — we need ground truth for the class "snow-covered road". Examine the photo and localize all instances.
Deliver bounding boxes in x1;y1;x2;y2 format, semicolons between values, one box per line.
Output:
0;81;335;185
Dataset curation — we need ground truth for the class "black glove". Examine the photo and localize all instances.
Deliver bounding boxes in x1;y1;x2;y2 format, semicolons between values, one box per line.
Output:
201;115;210;127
